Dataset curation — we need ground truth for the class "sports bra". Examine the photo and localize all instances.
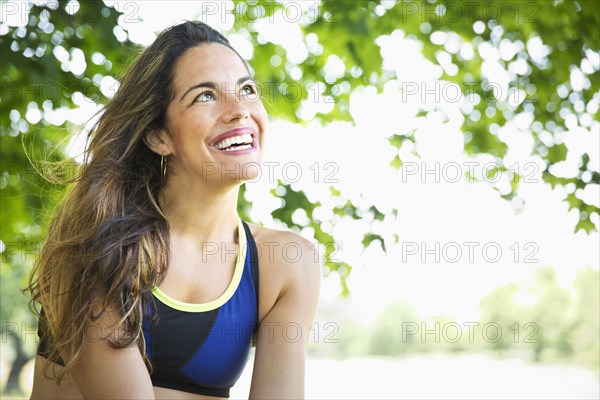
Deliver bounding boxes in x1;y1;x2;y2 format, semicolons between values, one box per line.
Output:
37;219;259;398
143;219;259;397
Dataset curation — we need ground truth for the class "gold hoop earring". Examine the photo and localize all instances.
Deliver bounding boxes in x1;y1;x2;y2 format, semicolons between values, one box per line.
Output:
161;154;167;179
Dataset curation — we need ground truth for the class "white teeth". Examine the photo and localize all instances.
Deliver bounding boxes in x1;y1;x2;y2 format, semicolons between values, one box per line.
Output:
217;138;231;149
215;133;253;149
223;144;251;151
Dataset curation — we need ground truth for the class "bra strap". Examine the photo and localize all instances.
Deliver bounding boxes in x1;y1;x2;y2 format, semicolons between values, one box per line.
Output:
241;220;259;305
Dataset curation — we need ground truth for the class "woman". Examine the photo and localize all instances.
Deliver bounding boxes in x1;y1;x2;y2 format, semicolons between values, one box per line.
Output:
27;20;321;399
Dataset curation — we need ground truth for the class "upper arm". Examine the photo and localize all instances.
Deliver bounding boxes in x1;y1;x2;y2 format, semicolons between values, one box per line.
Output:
249;235;322;399
68;306;155;399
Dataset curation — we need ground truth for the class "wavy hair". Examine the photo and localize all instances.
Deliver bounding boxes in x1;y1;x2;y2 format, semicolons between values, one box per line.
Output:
26;21;241;382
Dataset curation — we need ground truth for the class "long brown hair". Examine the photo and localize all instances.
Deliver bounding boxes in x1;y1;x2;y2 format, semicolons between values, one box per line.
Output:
26;21;241;381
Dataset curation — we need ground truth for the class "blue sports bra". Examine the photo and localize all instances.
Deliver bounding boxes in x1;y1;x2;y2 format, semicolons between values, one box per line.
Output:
142;219;259;397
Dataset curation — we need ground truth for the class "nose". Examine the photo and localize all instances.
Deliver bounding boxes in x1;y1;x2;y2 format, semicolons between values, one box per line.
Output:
222;91;250;123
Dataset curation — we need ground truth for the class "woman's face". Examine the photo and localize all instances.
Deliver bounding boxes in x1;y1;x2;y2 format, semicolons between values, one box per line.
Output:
159;43;269;185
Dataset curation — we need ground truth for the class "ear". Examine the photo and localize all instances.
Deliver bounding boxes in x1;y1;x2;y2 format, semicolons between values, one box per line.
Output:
143;129;172;156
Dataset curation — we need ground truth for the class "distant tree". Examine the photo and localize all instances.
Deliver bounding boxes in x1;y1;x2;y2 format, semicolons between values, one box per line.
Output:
480;267;581;363
479;282;525;354
369;302;419;355
524;268;573;362
571;268;600;366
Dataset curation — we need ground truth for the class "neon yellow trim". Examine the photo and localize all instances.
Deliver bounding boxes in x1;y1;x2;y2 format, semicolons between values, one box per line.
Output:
152;218;247;312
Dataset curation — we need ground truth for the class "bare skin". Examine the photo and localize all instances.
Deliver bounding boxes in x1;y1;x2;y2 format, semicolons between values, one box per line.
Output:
30;43;321;399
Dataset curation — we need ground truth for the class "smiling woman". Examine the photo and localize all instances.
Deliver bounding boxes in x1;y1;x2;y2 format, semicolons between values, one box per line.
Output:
26;21;321;400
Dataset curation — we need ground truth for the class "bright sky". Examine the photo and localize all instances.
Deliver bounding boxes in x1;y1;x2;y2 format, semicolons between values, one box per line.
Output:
3;1;598;322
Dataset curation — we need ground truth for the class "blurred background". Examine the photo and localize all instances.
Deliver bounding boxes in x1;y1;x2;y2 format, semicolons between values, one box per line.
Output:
1;0;599;398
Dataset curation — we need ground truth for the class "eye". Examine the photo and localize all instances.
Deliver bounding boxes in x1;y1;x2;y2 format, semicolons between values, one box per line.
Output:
193;91;216;103
241;83;258;98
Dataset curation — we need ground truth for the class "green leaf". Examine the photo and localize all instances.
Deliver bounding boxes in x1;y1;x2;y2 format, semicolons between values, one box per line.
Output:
362;233;386;252
547;143;568;163
575;218;597;234
387;132;415;149
390;155;403;170
368;206;385;221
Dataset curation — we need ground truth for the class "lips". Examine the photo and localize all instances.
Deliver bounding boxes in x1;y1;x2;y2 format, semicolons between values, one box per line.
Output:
210;127;257;147
214;133;253;150
210;127;258;155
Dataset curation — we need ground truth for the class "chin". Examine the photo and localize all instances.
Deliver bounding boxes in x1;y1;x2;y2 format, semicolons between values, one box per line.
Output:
239;158;262;182
204;157;263;185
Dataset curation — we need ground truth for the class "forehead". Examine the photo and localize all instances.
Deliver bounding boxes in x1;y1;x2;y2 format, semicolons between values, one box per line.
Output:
171;43;249;94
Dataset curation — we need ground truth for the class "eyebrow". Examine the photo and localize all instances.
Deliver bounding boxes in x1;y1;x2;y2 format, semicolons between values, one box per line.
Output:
179;76;255;101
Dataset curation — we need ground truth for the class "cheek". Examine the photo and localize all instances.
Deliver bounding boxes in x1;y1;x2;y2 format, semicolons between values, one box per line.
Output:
170;113;211;140
252;103;269;133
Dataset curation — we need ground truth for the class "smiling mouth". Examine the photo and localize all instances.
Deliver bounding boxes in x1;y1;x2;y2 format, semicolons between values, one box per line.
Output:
214;133;254;151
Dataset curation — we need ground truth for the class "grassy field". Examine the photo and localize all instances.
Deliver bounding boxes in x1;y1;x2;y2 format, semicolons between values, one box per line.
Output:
239;353;600;399
2;353;598;399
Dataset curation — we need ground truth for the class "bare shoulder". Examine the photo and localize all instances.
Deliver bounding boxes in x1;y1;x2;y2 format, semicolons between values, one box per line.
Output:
247;223;321;270
245;223;322;323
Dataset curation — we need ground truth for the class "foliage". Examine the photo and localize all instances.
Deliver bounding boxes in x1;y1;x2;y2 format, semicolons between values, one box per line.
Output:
368;302;419;356
569;268;600;366
479;266;598;365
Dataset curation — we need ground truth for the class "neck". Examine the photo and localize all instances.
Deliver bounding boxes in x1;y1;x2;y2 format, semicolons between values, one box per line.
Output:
159;178;241;244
